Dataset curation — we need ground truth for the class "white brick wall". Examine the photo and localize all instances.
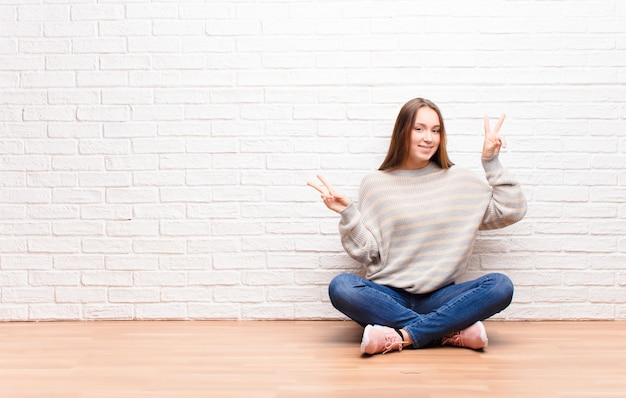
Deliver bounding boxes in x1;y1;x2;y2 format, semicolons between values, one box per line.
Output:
0;0;625;321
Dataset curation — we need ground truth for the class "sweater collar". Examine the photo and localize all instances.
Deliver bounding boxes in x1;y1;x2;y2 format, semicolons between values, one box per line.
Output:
387;162;442;177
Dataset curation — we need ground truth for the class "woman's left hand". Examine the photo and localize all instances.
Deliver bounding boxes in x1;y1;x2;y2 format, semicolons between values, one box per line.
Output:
482;114;506;159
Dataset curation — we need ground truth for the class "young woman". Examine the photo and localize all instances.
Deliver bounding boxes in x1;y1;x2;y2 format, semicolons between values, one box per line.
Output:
307;98;527;355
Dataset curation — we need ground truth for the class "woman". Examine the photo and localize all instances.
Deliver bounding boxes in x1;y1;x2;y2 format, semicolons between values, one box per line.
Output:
307;98;527;355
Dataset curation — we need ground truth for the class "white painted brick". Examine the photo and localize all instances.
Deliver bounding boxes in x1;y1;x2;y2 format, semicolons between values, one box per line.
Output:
108;287;159;303
563;271;615;286
24;140;76;155
0;23;41;38
130;70;181;87
135;303;187;320
134;204;186;219
213;253;265;270
187;203;238;219
82;271;132;287
241;236;294;252
29;304;80;320
179;3;233;20
105;155;157;171
159;255;212;270
0;271;27;286
49;122;100;138
188;271;239;286
214;286;264;303
18;5;69;22
23;106;75;121
295;303;345;320
0;0;624;322
242;270;293;286
99;21;152;37
54;255;104;270
26;204;77;219
160;221;211;236
56;287;106;303
160;187;212;203
28;238;81;253
44;22;95;38
52;221;103;236
70;5;124;21
125;3;178;19
79;172;130;187
100;55;151;71
21;39;70;54
267;286;320;302
187;304;240;320
82;238;131;254
161;287;212;302
77;105;129;122
242;304;294;320
83;304;134;320
0;306;28;321
3;287;53;303
187;238;240;254
559;304;615;320
133;171;185;186
72;38;126;54
133;240;186;254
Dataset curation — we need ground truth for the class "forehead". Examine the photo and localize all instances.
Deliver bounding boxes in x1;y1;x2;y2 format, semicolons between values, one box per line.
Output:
414;106;440;125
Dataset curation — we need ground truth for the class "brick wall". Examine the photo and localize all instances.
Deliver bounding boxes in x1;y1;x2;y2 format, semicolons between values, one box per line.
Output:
0;0;624;321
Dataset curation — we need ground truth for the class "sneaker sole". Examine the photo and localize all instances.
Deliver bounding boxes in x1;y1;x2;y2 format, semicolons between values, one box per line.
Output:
476;321;488;348
360;324;374;354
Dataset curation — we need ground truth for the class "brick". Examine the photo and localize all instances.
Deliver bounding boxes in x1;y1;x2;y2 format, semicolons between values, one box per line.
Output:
0;1;625;322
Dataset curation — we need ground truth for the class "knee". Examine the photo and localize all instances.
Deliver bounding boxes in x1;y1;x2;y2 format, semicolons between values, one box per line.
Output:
328;273;354;300
328;273;363;306
490;273;514;305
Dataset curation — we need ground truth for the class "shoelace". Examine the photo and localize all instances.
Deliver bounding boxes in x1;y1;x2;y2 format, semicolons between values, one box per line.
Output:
381;332;404;354
441;331;463;347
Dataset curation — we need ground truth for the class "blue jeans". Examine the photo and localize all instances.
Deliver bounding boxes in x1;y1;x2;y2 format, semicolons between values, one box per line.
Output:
328;272;514;348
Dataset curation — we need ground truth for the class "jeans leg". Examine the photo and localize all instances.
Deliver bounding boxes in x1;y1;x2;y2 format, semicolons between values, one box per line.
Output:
328;272;514;349
328;273;421;329
403;273;514;347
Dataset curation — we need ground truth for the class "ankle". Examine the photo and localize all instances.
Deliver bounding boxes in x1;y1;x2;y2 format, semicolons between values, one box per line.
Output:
400;329;412;346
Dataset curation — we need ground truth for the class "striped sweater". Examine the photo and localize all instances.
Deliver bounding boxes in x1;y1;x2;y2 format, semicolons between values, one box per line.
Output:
338;155;527;294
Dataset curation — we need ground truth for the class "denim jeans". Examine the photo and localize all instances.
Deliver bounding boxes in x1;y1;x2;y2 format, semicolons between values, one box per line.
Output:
328;272;514;348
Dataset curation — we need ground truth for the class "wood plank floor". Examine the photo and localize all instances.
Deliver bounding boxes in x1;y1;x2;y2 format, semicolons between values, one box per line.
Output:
0;320;625;398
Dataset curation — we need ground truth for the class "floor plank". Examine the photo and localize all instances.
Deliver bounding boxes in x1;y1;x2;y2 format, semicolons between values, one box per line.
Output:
0;320;624;397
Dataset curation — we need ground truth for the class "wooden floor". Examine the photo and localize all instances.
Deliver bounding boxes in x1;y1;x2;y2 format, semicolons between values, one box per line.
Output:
0;321;625;398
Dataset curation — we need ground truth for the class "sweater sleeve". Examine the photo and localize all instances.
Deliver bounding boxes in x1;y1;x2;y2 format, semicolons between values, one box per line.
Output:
337;202;380;265
479;155;528;230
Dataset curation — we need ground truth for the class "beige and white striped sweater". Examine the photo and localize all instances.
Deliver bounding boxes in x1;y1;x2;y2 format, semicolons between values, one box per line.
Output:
338;155;527;294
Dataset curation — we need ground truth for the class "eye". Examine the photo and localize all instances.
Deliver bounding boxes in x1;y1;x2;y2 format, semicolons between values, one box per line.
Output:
433;129;440;134
414;127;423;132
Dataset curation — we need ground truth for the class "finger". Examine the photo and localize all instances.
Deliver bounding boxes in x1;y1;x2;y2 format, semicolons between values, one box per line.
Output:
493;113;506;134
500;135;507;148
316;175;336;196
483;115;490;135
306;181;326;195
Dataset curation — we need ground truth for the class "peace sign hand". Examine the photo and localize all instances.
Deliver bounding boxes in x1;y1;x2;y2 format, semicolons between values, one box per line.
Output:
307;175;352;213
482;114;507;159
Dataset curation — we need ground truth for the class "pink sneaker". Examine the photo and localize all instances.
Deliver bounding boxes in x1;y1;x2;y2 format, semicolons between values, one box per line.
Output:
360;324;404;355
441;321;488;350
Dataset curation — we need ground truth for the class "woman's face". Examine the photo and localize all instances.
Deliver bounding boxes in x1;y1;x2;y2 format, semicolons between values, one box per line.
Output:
400;106;441;169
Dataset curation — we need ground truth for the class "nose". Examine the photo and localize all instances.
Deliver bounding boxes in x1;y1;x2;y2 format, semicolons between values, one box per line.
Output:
423;130;433;142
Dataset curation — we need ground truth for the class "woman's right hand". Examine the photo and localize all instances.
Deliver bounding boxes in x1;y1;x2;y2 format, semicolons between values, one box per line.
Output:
306;175;352;213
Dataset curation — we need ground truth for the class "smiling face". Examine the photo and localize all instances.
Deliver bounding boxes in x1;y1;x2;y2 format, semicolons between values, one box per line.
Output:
399;106;441;170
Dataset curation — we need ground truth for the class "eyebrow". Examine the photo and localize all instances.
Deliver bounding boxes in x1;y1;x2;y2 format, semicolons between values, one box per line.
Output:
414;122;441;128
